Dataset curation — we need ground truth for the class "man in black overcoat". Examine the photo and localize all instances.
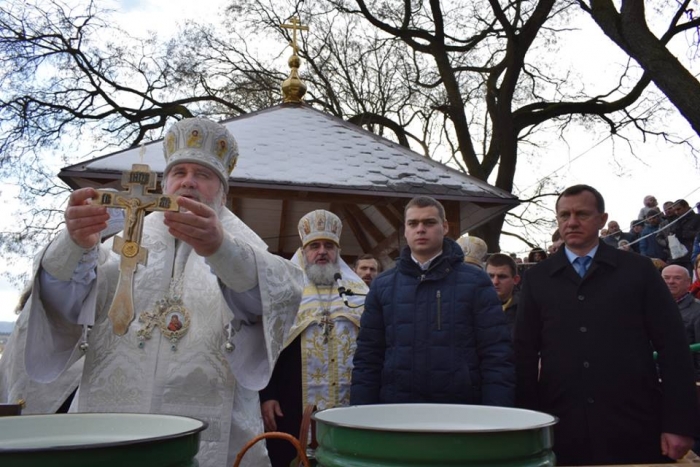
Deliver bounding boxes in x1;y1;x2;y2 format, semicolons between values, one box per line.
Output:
515;184;700;466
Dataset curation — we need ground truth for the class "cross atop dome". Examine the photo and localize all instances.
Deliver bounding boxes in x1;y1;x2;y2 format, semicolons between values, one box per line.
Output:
280;17;309;103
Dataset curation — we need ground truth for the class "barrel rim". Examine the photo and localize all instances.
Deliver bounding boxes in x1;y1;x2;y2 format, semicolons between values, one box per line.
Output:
0;412;208;454
312;404;558;433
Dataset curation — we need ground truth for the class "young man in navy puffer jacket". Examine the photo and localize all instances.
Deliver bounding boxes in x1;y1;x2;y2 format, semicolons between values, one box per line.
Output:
350;196;514;406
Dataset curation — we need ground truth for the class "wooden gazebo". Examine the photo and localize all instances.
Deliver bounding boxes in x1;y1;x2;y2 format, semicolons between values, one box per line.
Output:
58;103;518;265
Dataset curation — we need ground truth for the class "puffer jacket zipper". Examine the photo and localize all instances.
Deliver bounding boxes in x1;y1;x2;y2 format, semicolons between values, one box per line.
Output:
417;261;445;330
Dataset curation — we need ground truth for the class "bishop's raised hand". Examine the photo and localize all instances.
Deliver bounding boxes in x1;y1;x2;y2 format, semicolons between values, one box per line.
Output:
65;188;109;249
163;196;224;257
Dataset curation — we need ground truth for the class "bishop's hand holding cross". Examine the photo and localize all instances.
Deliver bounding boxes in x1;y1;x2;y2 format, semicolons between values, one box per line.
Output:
66;164;179;335
66;162;229;336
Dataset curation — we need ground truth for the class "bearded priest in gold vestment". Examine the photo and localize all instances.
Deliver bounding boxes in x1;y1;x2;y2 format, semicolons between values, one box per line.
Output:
260;209;368;467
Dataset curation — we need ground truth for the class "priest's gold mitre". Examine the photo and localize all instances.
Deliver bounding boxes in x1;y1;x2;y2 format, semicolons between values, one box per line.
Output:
163;117;239;189
298;209;342;247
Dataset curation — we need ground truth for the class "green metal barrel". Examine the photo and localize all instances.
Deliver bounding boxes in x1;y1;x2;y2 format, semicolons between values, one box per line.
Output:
0;413;206;467
312;404;557;467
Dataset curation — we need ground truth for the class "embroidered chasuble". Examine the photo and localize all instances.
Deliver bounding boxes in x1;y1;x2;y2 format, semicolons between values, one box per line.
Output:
24;209;303;467
287;249;367;410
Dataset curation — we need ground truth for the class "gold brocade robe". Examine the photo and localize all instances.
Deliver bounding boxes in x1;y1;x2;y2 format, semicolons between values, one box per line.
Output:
287;249;367;409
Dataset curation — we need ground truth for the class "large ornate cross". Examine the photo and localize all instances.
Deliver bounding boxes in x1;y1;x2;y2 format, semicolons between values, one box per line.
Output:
93;164;179;335
281;17;309;55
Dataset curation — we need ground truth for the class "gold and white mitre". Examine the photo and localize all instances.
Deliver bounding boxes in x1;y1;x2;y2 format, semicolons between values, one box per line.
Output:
298;209;342;247
163;117;239;189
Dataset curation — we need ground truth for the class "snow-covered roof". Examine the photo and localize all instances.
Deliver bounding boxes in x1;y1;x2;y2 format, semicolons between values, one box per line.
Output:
61;104;516;203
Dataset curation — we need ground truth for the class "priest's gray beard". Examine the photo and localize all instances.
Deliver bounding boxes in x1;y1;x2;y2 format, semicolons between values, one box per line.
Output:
305;262;341;286
173;186;225;214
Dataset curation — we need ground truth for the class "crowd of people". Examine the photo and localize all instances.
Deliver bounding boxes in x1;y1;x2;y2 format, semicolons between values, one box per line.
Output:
512;194;700;276
0;117;699;467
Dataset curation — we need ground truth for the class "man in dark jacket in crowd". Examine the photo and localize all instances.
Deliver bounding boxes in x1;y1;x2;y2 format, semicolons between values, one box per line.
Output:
602;220;631;248
627;220;644;253
640;208;669;261
662;201;678;227
662;264;700;381
515;184;699;466
669;199;700;273
486;253;520;337
350;196;514;407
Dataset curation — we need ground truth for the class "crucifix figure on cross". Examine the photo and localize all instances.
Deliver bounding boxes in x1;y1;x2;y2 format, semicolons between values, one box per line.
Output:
92;163;179;335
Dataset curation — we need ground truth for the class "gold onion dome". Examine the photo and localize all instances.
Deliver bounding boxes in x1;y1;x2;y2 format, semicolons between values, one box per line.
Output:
282;56;306;103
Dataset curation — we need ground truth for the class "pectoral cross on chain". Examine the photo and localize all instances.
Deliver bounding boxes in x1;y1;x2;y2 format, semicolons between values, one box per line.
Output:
320;310;334;343
93;164;179;335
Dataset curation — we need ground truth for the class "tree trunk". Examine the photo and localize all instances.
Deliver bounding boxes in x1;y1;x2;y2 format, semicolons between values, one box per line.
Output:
471;214;506;254
588;0;700;136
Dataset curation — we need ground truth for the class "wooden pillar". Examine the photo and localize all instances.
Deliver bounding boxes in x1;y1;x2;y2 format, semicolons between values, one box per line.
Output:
443;200;461;240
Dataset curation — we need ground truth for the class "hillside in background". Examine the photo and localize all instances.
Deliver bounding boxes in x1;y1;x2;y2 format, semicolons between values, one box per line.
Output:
0;321;15;334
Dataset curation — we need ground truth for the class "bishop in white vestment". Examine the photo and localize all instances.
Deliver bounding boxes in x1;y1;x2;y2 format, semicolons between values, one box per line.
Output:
23;118;304;467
